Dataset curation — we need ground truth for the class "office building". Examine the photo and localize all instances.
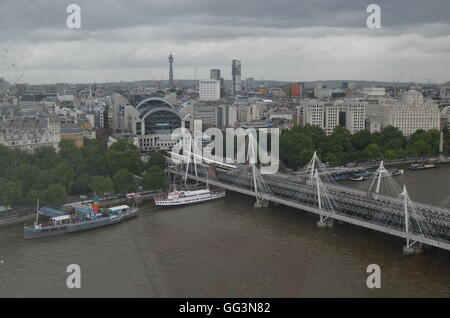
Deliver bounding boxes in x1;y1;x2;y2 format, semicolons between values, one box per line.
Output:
0;117;61;152
301;99;366;135
199;80;221;101
366;90;439;136
210;69;221;81
232;60;242;95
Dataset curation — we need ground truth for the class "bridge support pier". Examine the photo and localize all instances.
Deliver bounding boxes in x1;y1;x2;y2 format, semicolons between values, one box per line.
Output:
254;200;269;209
317;219;334;228
402;246;415;256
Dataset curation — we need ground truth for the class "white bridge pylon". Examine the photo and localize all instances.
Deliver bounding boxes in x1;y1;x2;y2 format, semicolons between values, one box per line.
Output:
169;133;273;207
304;151;337;224
398;185;438;254
248;133;272;208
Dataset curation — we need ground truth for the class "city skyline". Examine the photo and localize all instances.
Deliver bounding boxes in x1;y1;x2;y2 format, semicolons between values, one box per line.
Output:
1;0;450;85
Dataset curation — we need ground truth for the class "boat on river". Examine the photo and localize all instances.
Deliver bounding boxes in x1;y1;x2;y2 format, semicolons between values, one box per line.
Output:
24;202;138;239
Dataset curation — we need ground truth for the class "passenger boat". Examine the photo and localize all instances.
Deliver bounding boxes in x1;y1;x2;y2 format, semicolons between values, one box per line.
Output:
332;172;353;181
24;202;138;239
390;169;404;176
408;163;436;170
154;185;225;207
349;175;366;181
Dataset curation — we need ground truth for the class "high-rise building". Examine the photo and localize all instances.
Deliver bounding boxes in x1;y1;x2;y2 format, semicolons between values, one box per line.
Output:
246;77;255;90
210;69;224;98
193;102;221;128
199;80;221;101
232;60;241;95
168;53;174;88
291;83;303;97
210;69;221;81
301;99;366;135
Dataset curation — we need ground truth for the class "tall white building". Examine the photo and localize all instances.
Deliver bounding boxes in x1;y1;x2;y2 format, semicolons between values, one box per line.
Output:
301;99;366;135
335;100;366;134
199;80;220;101
366;90;440;136
232;60;242;95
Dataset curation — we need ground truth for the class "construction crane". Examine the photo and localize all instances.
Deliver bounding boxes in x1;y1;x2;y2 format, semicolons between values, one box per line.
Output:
13;71;25;85
394;70;405;98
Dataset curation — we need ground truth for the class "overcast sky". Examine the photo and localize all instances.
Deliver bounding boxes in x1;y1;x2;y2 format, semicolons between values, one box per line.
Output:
1;0;450;84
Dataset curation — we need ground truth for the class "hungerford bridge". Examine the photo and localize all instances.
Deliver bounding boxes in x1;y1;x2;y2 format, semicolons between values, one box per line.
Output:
166;148;450;255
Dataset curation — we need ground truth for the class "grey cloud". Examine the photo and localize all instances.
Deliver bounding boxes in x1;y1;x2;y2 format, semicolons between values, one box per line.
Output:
1;0;450;84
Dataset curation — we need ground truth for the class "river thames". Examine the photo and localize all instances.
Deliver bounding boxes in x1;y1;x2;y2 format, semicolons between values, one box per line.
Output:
0;164;449;297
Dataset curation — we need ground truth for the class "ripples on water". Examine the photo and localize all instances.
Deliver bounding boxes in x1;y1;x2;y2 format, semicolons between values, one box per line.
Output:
0;165;449;297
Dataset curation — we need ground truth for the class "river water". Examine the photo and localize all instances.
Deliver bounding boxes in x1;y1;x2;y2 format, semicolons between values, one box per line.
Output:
0;165;449;297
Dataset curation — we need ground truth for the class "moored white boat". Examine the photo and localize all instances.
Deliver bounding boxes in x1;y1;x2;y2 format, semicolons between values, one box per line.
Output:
154;186;225;207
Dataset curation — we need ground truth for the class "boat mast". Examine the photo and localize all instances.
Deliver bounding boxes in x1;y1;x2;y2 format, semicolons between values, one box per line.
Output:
35;197;39;227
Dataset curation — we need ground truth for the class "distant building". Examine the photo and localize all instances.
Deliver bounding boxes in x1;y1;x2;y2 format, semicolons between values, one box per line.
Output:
78;118;96;140
61;123;84;147
291;83;303;97
199;80;221;101
210;69;224;98
112;93;129;131
133;97;182;152
314;81;332;99
0;77;6;94
193;102;221;128
248;100;268;121
219;104;237;128
232;60;242;95
301;99;366;135
0;117;61;152
269;111;294;121
210;69;221;81
169;53;174;88
246;77;255;90
362;87;386;96
366;90;439;136
440;86;450;99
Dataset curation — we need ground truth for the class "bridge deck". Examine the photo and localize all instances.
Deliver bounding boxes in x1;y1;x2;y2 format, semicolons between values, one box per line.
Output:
168;167;450;251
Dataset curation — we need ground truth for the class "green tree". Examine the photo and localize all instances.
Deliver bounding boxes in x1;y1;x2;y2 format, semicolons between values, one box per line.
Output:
90;176;115;196
364;143;382;159
6;163;40;194
147;152;166;169
384;149;397;160
33;146;60;170
0;179;23;206
351;130;372;151
51;162;75;188
41;184;67;205
25;189;40;205
143;166;167;190
71;174;92;195
59;139;82;167
106;139;143;175
113;169;137;194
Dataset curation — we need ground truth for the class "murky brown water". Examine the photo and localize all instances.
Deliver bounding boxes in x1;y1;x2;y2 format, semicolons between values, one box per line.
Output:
0;165;449;297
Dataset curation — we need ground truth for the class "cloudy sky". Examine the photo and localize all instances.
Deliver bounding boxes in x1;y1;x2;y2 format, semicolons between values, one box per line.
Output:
1;0;450;84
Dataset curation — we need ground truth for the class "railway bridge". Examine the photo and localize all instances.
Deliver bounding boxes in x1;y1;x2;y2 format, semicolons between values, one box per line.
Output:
166;151;450;254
